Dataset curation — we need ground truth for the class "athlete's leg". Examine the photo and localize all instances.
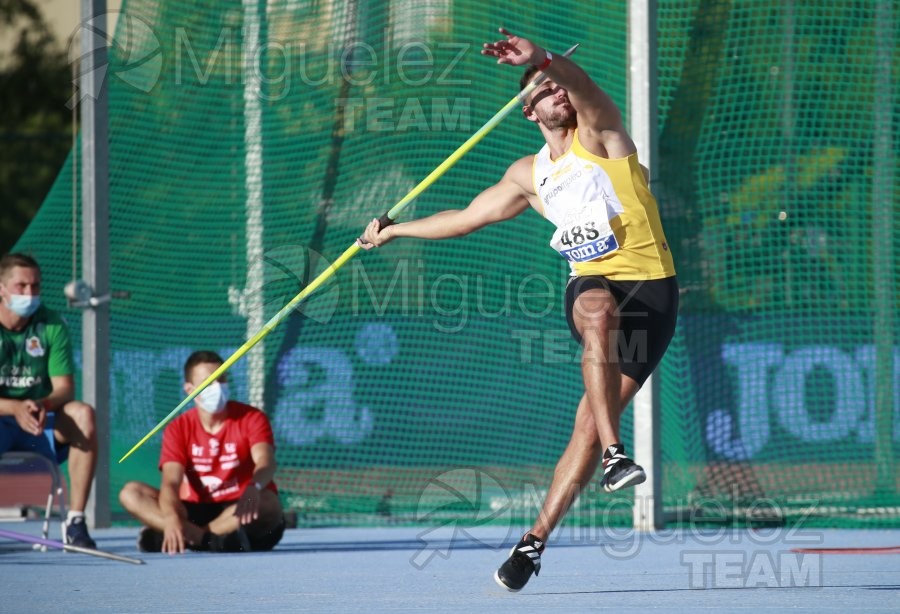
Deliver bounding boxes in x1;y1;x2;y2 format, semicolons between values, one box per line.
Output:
573;287;627;451
528;375;640;541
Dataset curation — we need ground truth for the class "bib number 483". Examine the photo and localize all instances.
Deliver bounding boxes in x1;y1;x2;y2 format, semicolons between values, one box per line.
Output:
558;221;601;247
553;220;619;263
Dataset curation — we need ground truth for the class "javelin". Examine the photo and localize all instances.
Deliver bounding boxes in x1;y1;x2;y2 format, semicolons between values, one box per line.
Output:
119;43;580;463
0;527;145;564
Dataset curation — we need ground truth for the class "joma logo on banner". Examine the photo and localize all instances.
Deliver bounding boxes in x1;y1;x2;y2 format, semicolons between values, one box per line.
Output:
708;343;900;460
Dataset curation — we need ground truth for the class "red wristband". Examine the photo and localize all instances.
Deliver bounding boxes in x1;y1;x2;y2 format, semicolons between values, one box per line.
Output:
537;50;553;70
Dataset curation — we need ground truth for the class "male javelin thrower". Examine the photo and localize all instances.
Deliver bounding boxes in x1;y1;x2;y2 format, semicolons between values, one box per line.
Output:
360;28;679;591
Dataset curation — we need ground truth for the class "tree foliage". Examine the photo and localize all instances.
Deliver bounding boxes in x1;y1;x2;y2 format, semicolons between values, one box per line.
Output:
0;0;73;254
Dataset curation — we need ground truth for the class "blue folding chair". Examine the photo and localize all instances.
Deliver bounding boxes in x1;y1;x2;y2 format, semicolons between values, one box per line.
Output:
0;423;68;546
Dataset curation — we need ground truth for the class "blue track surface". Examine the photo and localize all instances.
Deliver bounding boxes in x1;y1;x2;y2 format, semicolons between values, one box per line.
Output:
1;522;898;612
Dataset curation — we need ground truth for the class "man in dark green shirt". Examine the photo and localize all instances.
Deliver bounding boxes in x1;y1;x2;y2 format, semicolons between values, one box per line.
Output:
0;253;98;548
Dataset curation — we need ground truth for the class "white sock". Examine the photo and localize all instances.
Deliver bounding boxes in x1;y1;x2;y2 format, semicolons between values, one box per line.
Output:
66;510;85;525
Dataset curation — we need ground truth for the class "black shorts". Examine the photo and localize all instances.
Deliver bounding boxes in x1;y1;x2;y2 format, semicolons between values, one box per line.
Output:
564;275;679;385
184;501;286;551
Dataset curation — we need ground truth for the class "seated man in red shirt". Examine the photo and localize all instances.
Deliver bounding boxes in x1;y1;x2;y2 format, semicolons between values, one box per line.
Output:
119;350;285;553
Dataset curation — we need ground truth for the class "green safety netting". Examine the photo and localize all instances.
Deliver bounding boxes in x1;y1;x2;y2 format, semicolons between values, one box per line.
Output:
15;0;898;528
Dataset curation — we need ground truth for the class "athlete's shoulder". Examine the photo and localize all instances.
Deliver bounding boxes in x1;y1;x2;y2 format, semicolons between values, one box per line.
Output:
512;153;536;167
504;155;537;193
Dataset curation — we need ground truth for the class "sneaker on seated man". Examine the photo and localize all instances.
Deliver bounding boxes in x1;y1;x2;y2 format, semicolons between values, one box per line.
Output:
119;350;285;554
0;253;98;549
66;514;96;548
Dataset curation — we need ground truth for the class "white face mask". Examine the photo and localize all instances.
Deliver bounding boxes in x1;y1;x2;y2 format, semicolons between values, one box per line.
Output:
5;294;41;318
196;381;229;414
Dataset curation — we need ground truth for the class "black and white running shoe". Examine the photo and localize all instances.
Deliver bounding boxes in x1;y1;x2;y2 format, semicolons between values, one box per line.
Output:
494;533;544;592
600;443;646;492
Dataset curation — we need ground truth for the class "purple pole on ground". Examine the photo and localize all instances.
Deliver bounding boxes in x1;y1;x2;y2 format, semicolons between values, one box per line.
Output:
0;527;144;565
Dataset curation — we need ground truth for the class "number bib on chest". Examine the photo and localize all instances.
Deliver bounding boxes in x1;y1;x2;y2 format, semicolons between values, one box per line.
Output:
549;199;620;263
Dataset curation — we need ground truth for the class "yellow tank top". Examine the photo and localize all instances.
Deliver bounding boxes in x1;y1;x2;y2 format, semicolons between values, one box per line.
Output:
532;131;676;280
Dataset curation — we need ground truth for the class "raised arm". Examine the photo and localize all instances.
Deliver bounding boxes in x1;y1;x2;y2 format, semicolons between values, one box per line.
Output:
358;157;534;249
482;28;636;158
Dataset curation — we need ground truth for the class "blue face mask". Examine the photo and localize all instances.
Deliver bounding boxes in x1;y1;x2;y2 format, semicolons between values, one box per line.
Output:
196;381;229;414
6;294;41;318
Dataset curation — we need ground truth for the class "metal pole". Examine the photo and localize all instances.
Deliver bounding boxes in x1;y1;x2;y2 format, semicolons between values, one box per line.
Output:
0;528;143;564
873;0;895;494
80;0;110;528
629;0;663;531
781;0;795;307
242;0;266;410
